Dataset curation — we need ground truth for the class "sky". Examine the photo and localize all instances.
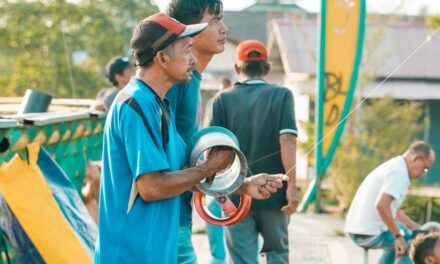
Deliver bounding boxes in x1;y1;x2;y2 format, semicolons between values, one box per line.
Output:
154;0;254;11
154;0;440;16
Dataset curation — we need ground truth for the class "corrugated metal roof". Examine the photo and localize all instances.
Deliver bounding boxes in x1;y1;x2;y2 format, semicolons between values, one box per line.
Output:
245;2;307;12
224;11;271;44
270;19;440;79
224;10;312;44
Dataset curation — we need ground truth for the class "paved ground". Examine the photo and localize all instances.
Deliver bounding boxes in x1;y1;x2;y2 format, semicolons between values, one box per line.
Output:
192;212;382;263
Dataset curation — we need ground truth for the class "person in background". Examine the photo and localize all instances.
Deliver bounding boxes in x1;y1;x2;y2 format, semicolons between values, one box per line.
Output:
202;77;231;129
207;39;299;264
91;56;135;111
345;140;436;264
165;1;228;263
219;77;231;91
410;233;440;264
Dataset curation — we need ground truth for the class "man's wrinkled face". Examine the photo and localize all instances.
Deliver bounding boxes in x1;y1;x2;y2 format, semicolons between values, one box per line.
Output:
410;152;435;180
163;37;197;83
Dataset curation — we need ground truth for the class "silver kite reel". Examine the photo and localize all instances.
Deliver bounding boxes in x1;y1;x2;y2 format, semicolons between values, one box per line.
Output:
187;126;248;197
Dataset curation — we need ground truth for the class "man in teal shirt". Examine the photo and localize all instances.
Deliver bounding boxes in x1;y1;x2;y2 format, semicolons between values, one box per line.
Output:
166;0;229;262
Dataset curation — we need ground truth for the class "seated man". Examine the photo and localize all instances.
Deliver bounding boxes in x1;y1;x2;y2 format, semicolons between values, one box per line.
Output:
410;233;440;264
344;140;436;264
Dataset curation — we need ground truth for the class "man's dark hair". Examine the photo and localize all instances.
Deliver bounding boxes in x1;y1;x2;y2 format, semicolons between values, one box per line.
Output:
105;57;132;86
237;51;270;78
221;77;231;87
133;41;176;69
410;233;440;264
167;0;223;24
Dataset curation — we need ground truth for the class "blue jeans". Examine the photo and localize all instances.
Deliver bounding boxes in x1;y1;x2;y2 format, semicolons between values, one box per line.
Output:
349;222;412;264
225;210;289;264
206;199;226;264
178;225;197;264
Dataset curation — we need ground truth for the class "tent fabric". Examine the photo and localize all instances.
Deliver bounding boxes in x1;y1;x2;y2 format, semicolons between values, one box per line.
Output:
0;143;93;263
35;145;97;254
0;193;44;263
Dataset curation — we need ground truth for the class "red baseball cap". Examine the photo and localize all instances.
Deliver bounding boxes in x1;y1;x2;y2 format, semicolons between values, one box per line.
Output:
235;39;268;63
130;12;208;66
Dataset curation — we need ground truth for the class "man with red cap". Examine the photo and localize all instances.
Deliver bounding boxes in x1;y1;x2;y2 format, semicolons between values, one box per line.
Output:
206;39;299;264
94;13;225;263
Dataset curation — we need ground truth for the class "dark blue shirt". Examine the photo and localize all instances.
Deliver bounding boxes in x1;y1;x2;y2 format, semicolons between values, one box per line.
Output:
209;80;297;210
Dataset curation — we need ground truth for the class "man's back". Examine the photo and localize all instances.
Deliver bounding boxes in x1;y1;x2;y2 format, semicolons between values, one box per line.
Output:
210;81;296;209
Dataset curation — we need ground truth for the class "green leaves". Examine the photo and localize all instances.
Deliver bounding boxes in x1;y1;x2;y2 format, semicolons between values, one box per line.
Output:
0;0;158;98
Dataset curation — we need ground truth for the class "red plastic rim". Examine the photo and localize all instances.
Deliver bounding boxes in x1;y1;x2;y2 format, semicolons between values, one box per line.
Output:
193;192;252;226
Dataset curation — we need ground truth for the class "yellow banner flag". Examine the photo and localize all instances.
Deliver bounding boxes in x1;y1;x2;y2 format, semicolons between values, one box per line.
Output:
299;0;365;212
322;0;365;157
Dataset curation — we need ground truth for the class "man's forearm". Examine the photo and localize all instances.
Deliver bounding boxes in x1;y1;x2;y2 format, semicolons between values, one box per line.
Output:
137;165;214;202
376;194;403;236
377;204;401;235
279;134;297;187
396;210;421;230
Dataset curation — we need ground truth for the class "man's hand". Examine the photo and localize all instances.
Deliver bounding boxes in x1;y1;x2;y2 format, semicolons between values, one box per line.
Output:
203;147;234;175
394;236;406;259
281;186;299;215
240;174;288;200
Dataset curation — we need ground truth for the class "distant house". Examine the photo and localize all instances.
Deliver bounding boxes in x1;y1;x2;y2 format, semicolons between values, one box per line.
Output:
268;18;440;183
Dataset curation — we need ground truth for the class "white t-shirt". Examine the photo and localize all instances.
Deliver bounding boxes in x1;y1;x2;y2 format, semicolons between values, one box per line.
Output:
344;156;410;235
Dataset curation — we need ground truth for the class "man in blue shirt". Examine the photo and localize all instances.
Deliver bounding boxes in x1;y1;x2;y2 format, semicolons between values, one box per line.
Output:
95;12;286;264
166;1;229;263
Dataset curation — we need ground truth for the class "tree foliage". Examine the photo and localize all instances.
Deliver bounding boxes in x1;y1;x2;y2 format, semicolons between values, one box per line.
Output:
0;0;158;98
426;15;440;30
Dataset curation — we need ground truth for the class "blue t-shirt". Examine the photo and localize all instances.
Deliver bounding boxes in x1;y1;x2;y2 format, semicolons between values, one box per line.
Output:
166;70;202;227
95;79;186;263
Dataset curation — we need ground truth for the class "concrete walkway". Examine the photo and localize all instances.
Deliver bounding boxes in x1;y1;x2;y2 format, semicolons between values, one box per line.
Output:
192;212;382;263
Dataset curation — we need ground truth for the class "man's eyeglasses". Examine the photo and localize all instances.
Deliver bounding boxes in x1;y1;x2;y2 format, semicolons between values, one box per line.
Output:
419;157;431;174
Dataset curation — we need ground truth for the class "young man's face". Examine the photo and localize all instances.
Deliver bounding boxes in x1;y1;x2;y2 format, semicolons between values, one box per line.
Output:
164;37;197;83
192;10;227;55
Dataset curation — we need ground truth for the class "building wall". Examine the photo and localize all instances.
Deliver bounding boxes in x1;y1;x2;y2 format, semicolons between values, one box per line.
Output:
205;41;236;76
